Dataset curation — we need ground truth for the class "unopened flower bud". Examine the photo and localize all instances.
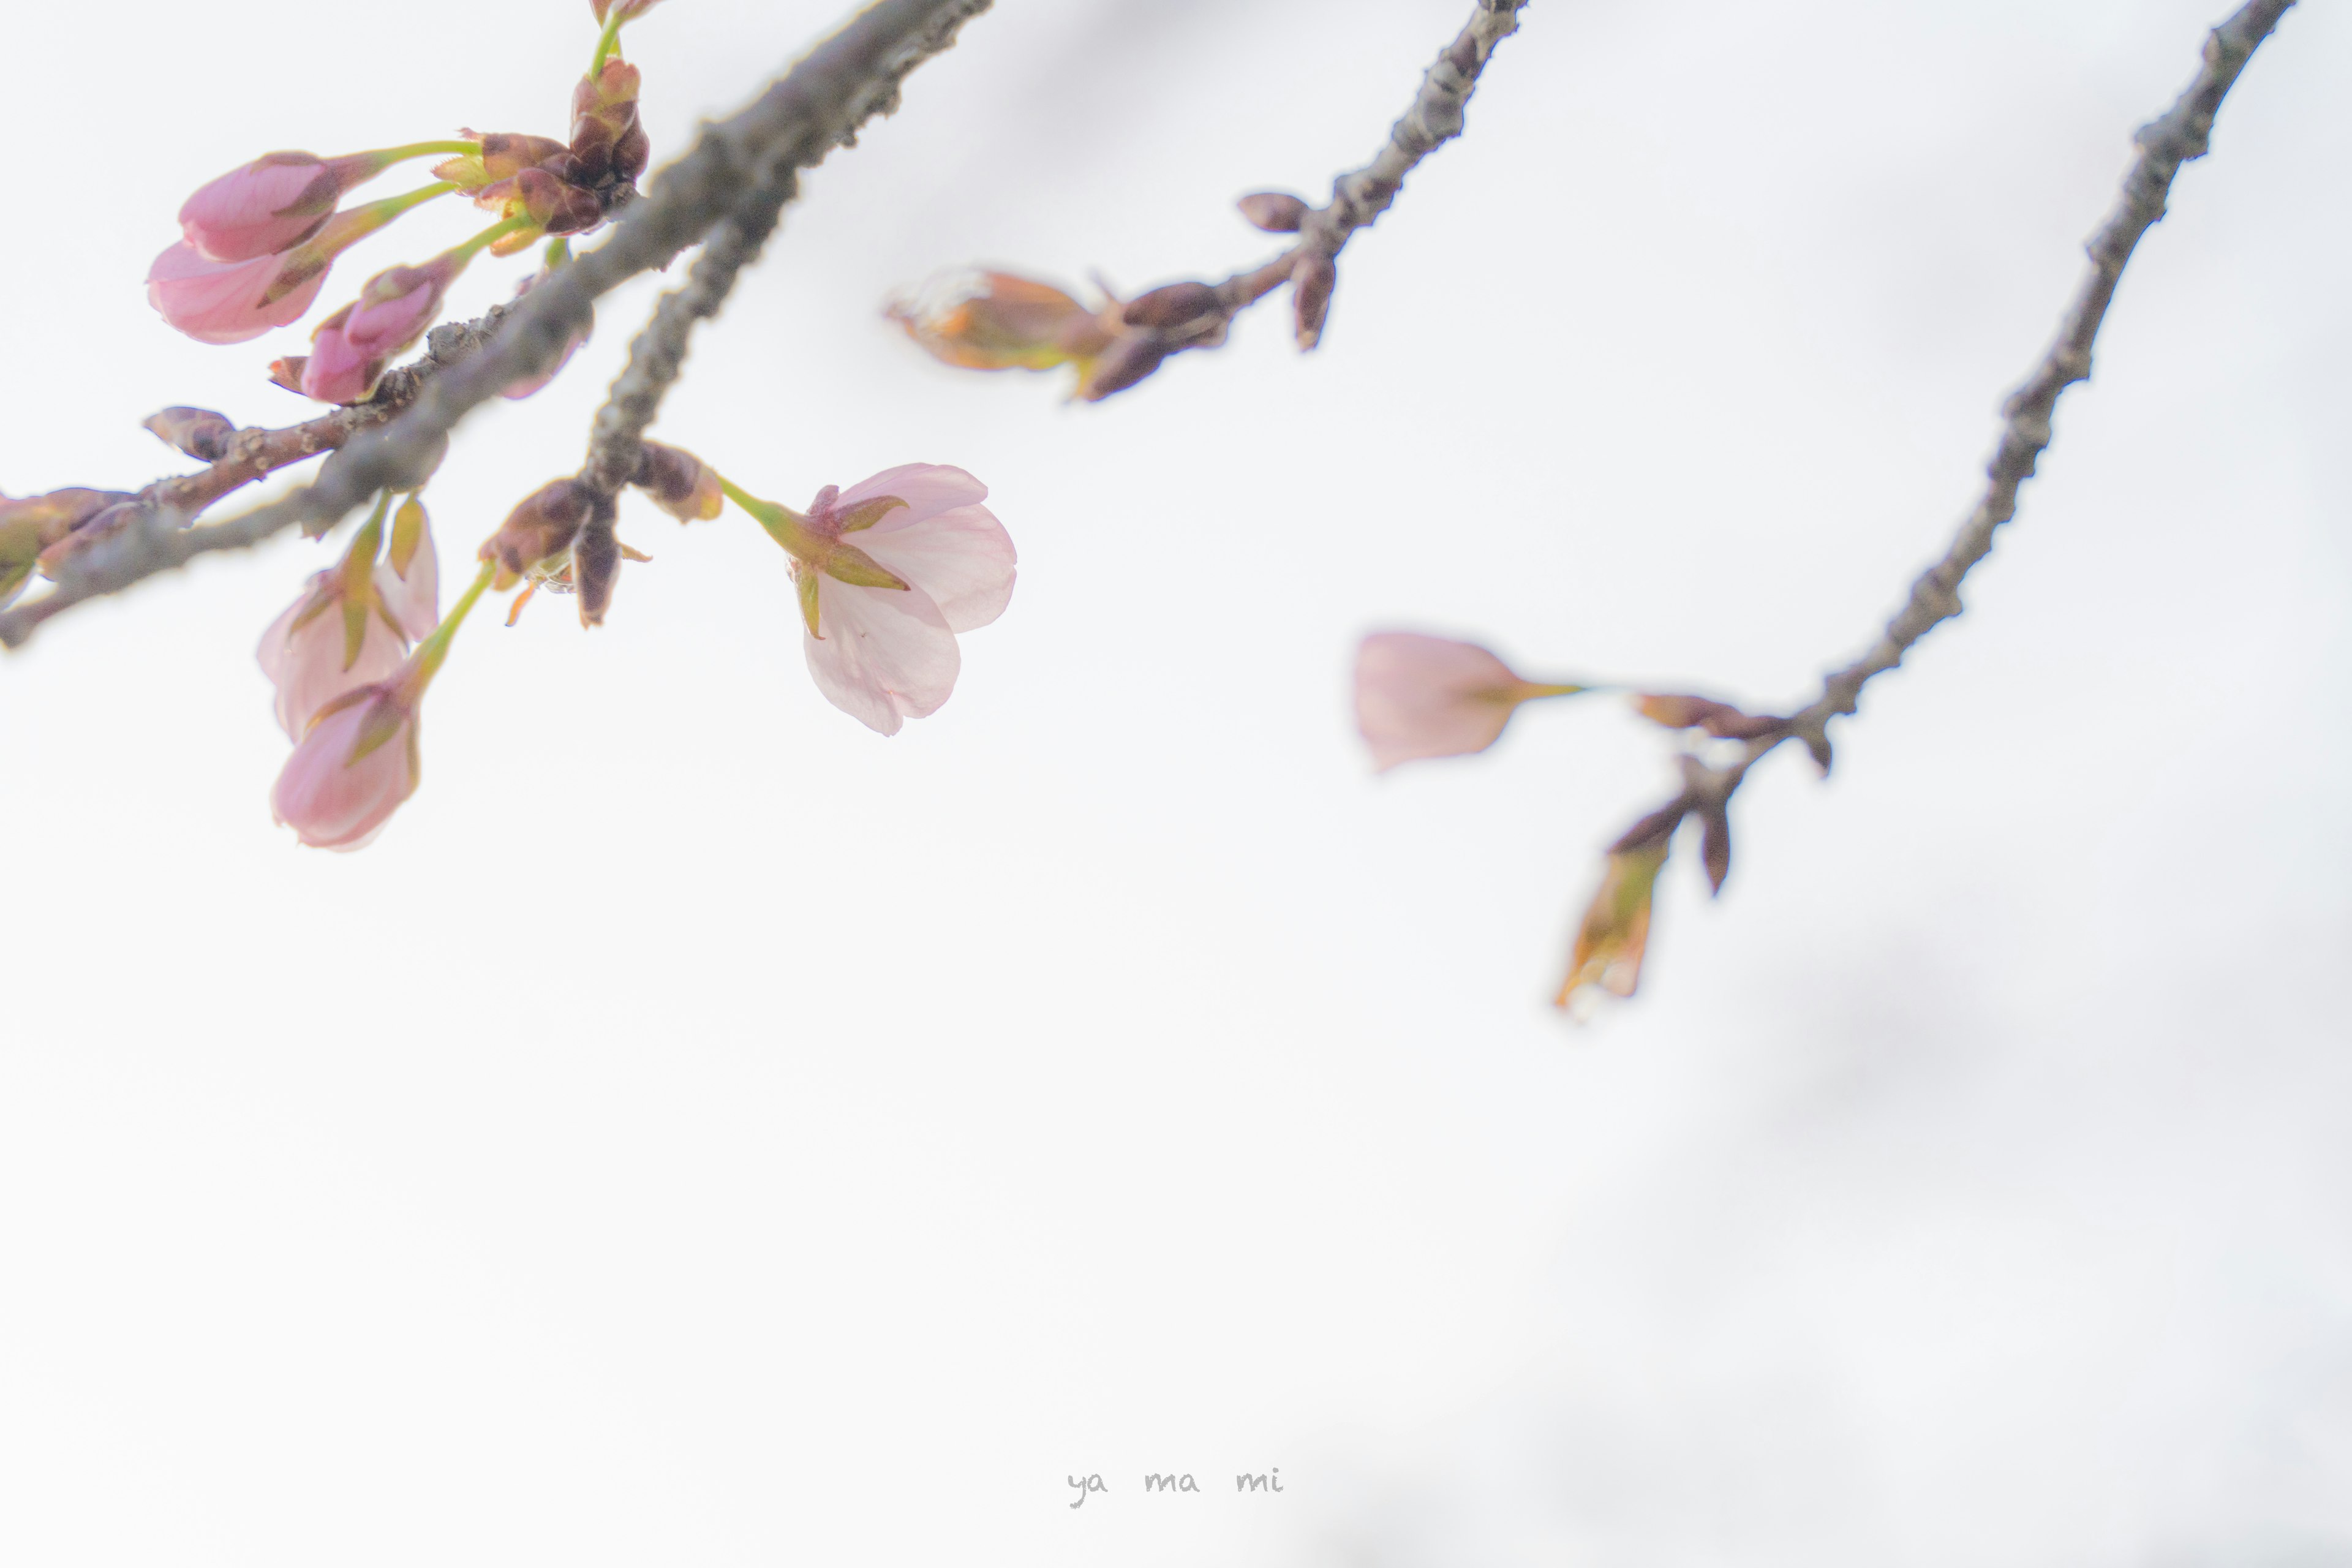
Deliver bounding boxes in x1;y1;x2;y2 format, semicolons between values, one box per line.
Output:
1235;191;1311;233
271;679;421;851
178;151;391;262
1073;330;1172;402
1121;281;1224;333
481;480;594;590
1291;253;1338;350
886;269;1117;375
147;243;331;345
301;251;469;405
631;441;723;522
569;58;647;186
1354;631;1587;771
143;406;239;462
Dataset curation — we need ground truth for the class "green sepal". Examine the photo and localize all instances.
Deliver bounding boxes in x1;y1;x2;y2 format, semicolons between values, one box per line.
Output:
344;698;407;766
341;594;371;671
796;567;823;638
834;495;906;534
390;496;426;578
821;541;910;591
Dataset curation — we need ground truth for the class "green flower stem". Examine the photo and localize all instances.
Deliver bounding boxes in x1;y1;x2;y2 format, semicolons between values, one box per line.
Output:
446;214;539;268
412;560;497;690
361;139;483;165
590;6;629;72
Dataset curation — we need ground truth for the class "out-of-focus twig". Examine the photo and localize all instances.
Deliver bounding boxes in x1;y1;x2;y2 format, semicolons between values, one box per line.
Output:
1585;0;2297;986
0;0;995;650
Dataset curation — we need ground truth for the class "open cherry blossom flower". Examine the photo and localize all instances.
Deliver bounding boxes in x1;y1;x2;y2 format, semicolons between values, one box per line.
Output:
1354;631;1589;772
719;463;1016;735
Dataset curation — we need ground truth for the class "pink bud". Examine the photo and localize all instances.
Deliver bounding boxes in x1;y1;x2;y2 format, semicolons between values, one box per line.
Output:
146;241;329;345
270;682;421;851
299;256;461;405
178;153;355;262
1354;631;1585;772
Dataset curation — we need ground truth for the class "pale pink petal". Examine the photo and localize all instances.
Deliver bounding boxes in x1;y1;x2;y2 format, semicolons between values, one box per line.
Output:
270;696;418;850
262;606;405;740
180;157;331;262
834;463;987;525
146;243;328;345
856;503;1016;634
802;575;959;736
377;528;440;642
1355;631;1530;772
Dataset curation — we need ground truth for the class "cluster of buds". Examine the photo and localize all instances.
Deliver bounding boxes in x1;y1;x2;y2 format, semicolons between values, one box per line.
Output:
885;189;1338;403
146;1;657;407
474;442;1016;735
1352;630;1807;1012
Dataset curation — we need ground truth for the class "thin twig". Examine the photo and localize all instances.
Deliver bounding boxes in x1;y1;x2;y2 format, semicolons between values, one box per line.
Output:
0;0;994;651
1691;0;2296;820
579;0;993;496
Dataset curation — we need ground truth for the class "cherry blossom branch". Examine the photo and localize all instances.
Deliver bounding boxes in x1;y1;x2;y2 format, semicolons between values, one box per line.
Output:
1698;0;2296;799
1522;0;2297;1006
0;0;994;651
580;0;995;496
889;0;1526;398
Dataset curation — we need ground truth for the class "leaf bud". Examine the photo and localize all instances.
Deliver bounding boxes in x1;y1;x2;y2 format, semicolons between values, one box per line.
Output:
143;406;239;462
1235;191;1312;233
1121;281;1223;333
1291;253;1338;350
571;493;623;628
631;441;723;523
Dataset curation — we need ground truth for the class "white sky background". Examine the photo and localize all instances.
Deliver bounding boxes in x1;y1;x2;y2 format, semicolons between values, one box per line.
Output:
2;0;2348;1562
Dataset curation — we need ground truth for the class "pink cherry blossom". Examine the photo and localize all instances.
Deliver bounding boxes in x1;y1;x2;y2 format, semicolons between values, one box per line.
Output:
794;465;1016;735
1354;631;1578;772
300;257;459;404
146;242;327;345
270;683;421;852
257;515;437;739
178;153;341;262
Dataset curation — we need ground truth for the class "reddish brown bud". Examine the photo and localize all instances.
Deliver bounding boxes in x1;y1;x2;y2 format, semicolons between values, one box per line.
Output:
1697;801;1732;894
143;407;238;462
631;441;723;523
266;357;308;396
480;480;594;590
1291;254;1337;350
1236;191;1311;233
1634;693;1789;742
1122;282;1223;333
572;494;622;628
1074;331;1172;402
569;58;645;185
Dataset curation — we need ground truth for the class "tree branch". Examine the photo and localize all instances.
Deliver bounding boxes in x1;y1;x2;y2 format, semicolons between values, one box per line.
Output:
1692;0;2296;817
579;0;994;497
0;0;995;651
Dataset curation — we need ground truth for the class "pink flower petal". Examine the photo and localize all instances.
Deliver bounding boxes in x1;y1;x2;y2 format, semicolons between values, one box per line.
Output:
834;463;987;525
179;156;333;262
258;593;406;740
802;575;959;736
1354;631;1530;772
146;242;326;345
270;695;418;850
856;502;1016;634
376;528;440;642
